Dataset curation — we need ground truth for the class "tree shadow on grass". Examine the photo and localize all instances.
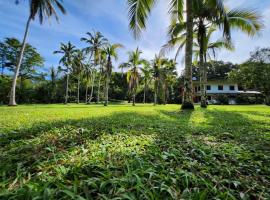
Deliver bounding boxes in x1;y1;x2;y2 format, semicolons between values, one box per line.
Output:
0;108;270;199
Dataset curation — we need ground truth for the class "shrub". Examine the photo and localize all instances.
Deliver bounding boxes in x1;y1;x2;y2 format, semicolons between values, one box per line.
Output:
215;94;229;105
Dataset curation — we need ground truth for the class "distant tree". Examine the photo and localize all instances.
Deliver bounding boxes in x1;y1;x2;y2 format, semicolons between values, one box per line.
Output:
229;61;270;105
249;47;270;63
102;43;123;106
73;50;86;104
121;48;143;106
141;59;152;104
54;42;77;104
9;0;66;106
49;67;57;103
81;31;108;103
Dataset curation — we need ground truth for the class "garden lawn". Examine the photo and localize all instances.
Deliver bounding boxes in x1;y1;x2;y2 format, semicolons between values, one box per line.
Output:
0;104;270;199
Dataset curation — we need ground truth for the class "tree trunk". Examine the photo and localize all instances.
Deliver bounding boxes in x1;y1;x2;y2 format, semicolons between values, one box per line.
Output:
77;75;80;104
132;91;135;106
266;93;270;106
154;80;158;106
85;85;88;104
181;0;194;110
65;73;69;104
143;82;146;104
89;70;95;104
200;48;207;108
9;16;31;106
104;75;109;106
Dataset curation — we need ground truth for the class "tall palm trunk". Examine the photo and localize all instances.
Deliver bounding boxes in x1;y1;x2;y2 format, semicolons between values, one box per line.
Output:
132;91;136;106
9;16;31;106
143;81;147;104
181;0;194;110
77;74;80;104
199;52;207;108
85;85;88;104
65;73;69;104
89;70;95;104
104;75;109;106
97;64;102;104
154;80;158;106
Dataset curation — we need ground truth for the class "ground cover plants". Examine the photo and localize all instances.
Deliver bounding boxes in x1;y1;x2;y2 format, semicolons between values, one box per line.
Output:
0;104;270;199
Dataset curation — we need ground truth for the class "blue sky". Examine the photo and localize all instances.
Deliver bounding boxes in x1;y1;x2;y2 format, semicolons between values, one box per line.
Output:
0;0;270;74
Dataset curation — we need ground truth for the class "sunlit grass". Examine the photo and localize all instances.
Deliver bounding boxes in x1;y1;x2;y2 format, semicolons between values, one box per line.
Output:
0;104;270;199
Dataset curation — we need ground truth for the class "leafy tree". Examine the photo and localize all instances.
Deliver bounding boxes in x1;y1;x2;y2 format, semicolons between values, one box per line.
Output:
102;43;123;106
73;50;86;104
81;31;108;103
249;47;270;63
121;48;143;106
126;0;196;109
230;49;270;105
9;0;66;106
141;59;152;104
54;42;77;104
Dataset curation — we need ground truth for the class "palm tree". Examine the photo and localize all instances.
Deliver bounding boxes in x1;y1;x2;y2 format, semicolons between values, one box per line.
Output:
49;66;57;103
54;42;76;104
152;55;163;106
193;27;234;107
121;48;143;106
9;0;66;106
83;63;92;104
102;43;123;106
162;1;263;107
141;60;152;104
126;0;196;109
73;50;86;104
81;31;108;103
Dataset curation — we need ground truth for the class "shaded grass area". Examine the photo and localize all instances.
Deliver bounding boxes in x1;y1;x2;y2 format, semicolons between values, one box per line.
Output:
0;104;270;199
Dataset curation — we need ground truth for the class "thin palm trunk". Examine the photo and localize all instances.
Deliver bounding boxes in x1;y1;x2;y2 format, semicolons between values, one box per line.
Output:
85;85;88;103
200;49;207;108
181;0;194;110
89;70;95;104
9;16;31;106
77;75;80;104
154;80;158;106
97;74;101;103
65;73;69;104
143;82;146;104
104;75;109;106
132;92;135;106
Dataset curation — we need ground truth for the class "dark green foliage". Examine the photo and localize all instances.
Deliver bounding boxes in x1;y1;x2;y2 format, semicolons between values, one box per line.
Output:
215;94;229;105
0;105;270;199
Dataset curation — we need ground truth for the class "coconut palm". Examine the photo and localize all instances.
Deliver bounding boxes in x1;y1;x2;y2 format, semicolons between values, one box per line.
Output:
152;55;163;106
162;1;263;107
49;66;57;103
141;60;152;104
54;42;76;104
81;31;108;103
126;0;196;109
102;43;123;106
9;0;66;106
73;50;86;104
121;48;143;106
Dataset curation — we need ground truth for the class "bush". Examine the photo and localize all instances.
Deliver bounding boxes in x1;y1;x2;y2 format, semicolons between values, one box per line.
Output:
236;94;264;105
215;94;229;105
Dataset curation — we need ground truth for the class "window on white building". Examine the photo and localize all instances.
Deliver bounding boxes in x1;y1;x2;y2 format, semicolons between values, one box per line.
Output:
218;85;223;90
230;85;235;91
207;85;211;90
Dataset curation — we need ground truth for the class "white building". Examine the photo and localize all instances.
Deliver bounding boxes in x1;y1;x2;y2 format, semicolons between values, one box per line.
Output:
193;80;261;104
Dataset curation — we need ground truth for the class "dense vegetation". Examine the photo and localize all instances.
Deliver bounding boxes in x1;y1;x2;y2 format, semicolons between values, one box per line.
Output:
0;104;269;199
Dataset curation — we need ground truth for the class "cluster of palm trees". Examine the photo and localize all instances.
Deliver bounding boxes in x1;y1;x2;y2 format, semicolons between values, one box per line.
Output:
8;0;263;109
120;48;177;106
54;31;123;105
126;0;263;109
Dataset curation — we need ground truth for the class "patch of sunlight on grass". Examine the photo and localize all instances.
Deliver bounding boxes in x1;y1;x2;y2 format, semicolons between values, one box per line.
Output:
188;109;208;127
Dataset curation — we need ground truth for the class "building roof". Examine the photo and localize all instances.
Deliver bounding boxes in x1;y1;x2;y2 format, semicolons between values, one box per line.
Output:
238;90;261;94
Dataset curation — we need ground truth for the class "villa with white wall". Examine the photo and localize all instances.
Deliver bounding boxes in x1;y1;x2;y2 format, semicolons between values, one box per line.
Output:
193;80;261;104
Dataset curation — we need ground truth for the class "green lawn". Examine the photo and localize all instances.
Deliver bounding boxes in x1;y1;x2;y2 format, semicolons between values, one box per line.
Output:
0;104;270;199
